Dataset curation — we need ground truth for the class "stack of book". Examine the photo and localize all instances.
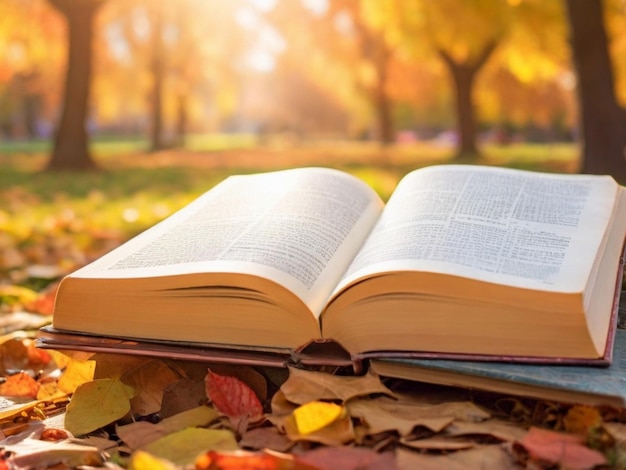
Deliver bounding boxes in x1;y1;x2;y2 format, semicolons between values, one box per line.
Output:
37;165;626;407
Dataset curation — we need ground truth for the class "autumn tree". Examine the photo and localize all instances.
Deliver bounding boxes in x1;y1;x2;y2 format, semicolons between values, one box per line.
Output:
565;0;626;181
0;0;65;140
46;0;106;171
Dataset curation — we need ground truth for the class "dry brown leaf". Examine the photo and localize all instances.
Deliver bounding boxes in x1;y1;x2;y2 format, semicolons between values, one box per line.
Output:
124;360;181;416
160;378;207;419
4;438;104;469
347;397;454;435
280;368;392;405
400;435;475;451
444;418;527;442
239;426;295;452
271;389;299;416
347;395;489;437
93;353;152;380
396;445;517;470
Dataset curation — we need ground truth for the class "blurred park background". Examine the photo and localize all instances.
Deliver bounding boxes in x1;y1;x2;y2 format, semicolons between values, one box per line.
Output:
2;0;626;290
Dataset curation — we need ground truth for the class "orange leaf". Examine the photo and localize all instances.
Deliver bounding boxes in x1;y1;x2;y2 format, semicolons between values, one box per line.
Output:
0;372;39;398
195;449;318;470
519;427;606;470
563;406;602;436
205;369;263;420
24;284;59;315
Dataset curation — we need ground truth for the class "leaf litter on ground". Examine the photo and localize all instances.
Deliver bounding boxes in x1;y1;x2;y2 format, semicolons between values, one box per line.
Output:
1;251;626;468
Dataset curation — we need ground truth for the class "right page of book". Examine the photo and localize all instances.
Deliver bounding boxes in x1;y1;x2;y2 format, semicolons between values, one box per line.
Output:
334;165;621;296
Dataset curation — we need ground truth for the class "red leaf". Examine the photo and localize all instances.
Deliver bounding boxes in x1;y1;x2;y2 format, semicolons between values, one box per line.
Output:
205;369;263;420
519;427;606;470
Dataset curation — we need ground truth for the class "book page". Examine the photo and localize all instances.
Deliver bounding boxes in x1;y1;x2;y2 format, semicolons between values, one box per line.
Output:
69;168;383;316
336;165;619;294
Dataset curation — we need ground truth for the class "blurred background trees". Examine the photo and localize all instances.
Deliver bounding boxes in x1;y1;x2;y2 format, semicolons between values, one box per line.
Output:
1;0;625;179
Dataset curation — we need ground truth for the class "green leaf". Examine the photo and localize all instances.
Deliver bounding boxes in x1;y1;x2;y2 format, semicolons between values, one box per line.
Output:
64;378;135;436
141;428;238;466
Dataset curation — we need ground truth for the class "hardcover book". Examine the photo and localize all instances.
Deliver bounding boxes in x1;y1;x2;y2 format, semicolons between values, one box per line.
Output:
40;165;626;366
369;328;626;408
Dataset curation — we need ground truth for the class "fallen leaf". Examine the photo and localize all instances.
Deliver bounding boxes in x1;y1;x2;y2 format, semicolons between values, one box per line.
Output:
195;449;319;470
0;285;38;308
239;426;294;452
57;358;96;394
64;378;135;436
444;418;527;442
296;446;398;470
4;438;104;469
207;364;268;402
0;372;39;398
347;396;488;436
36;380;66;401
93;353;151;380
293;401;344;434
128;450;177;470
271;407;354;446
160;378;207;418
280;368;392;405
400;435;475;451
124;360;180;416
517;426;606;470
395;445;516;469
23;283;58;315
117;405;220;450
161;405;219;434
140;428;238;466
0;337;52;375
116;421;167;451
205;369;263;421
271;389;299;416
563;405;602;436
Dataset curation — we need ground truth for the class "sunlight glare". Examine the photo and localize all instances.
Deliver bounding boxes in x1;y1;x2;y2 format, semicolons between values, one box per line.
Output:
247;0;277;12
301;0;328;16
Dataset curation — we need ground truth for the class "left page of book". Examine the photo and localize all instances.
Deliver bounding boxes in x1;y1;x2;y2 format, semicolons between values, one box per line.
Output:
56;168;383;327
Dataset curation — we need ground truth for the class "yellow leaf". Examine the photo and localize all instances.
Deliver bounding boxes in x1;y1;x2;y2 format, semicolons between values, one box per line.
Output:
0;285;38;306
36;381;66;401
128;450;176;470
64;378;134;436
58;359;96;394
293;401;344;435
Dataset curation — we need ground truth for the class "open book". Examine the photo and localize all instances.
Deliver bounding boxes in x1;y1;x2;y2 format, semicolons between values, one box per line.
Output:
43;165;626;366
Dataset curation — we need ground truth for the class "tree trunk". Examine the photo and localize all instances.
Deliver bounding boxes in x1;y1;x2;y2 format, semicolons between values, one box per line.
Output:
439;41;497;160
46;0;104;171
149;4;166;152
373;45;393;146
565;0;626;182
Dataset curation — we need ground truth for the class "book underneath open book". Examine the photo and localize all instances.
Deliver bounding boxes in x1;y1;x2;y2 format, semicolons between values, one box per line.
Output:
40;165;626;367
369;327;626;408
